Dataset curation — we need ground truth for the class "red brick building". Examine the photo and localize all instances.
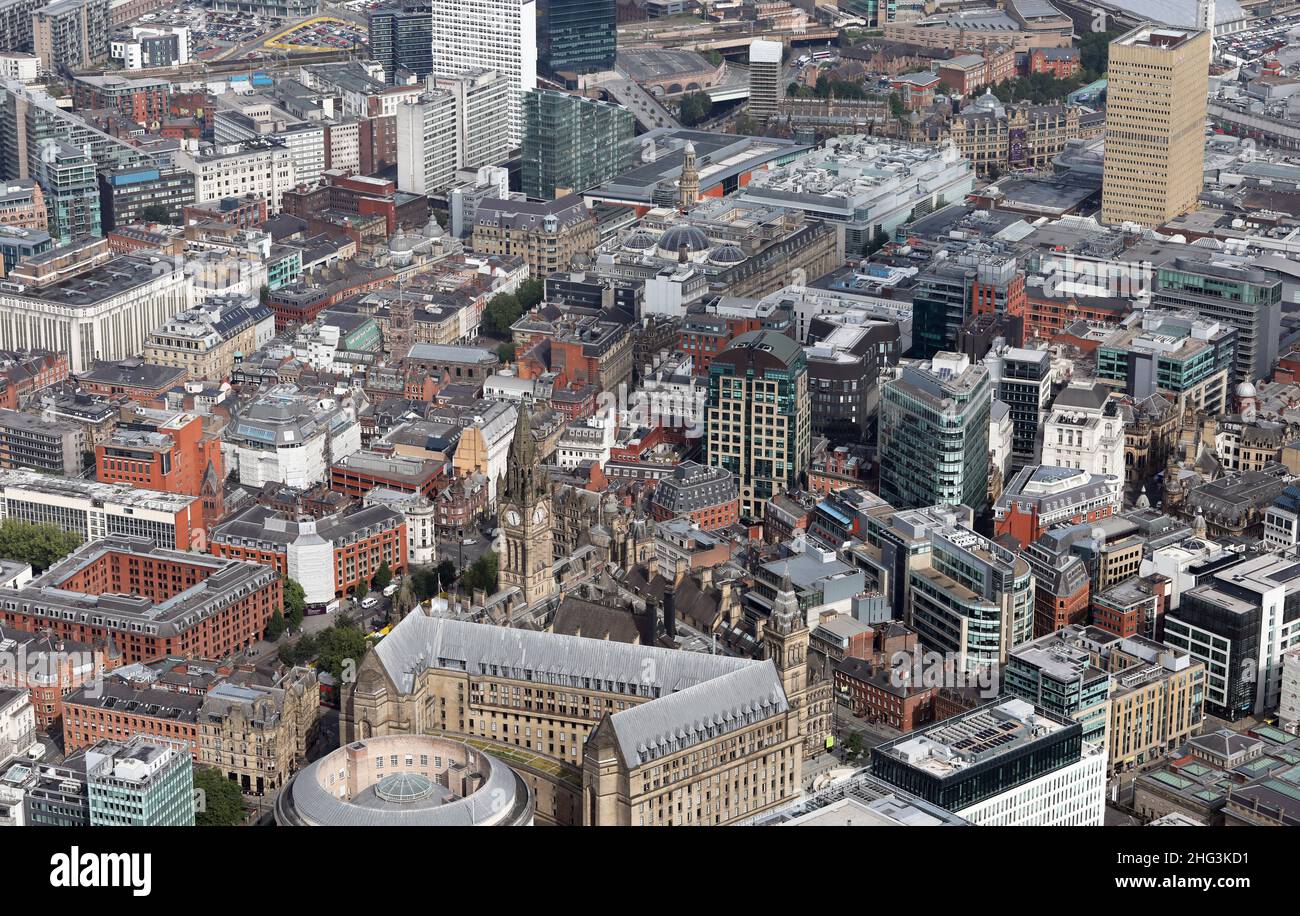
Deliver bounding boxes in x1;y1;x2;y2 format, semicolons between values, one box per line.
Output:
993;465;1122;549
809;445;869;498
280;170;427;238
330;449;443;500
1028;47;1081;79
0;629;122;729
77;359;186;407
0;539;280;665
0;350;68;409
834;653;937;731
73;75;169;128
62;681;202;757
1091;576;1168;639
181;194;267;230
1024;289;1131;341
96;409;225;531
1031;558;1091;638
649;461;740;531
210;505;408;600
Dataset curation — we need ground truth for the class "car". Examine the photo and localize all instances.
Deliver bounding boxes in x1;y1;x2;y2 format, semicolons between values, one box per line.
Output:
462;538;478;546
382;583;398;597
26;744;46;761
361;597;379;609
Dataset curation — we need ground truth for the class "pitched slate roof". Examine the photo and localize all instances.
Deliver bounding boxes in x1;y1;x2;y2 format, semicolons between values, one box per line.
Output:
373;614;787;766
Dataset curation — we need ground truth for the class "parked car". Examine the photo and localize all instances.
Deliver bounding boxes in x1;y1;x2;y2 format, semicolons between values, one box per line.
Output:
361;597;379;609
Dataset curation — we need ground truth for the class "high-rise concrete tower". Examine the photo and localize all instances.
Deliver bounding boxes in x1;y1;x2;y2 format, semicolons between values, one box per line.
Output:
1101;24;1210;229
431;0;537;148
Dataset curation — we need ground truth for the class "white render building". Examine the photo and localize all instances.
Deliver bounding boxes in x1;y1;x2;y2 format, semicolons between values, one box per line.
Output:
432;69;513;172
0;249;191;374
955;740;1106;826
174;142;297;212
555;410;616;469
0;687;37;766
1281;646;1300;735
228;386;362;489
0;469;201;551
364;487;438;566
737;136;975;256
1040;381;1126;478
396;90;459;195
431;0;536;147
274;122;326;189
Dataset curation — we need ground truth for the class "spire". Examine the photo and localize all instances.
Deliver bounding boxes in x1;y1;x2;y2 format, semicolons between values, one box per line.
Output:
771;570;800;635
502;405;543;503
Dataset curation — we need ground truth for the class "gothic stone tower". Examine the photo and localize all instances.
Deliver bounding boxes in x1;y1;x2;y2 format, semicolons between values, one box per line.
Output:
762;574;809;711
497;406;557;606
763;572;833;757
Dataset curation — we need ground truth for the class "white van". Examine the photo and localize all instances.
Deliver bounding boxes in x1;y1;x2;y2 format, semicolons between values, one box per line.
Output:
361;597;379;609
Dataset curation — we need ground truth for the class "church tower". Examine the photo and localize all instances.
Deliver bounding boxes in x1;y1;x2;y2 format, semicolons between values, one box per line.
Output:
497;406;557;607
677;141;700;210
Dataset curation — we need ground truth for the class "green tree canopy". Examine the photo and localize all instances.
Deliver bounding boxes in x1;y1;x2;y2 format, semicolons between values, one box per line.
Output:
679;91;712;126
265;609;286;642
279;632;317;667
0;518;82;572
814;75;870;100
483;292;523;338
314;618;370;683
194;767;245;826
407;564;440;599
282;577;306;630
496;341;517;363
139;204;174;225
372;560;393;591
889;91;907;121
461;551;498;595
516;277;544;311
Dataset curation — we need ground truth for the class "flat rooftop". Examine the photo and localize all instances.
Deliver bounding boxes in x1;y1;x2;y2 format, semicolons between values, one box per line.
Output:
879;698;1068;776
9;255;179;309
0;467;196;513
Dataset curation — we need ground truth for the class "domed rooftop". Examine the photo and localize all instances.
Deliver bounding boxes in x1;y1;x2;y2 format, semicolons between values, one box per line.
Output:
709;243;746;265
1236;381;1257;398
374;772;436;804
658;224;711;255
972;87;1005;116
623;229;657;251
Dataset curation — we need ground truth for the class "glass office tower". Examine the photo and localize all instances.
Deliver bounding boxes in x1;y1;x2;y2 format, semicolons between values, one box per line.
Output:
537;0;616;78
521;89;633;200
368;3;433;83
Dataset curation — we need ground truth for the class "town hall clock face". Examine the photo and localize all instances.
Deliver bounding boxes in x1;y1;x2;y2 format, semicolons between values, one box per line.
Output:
532;505;548;525
504;509;521;526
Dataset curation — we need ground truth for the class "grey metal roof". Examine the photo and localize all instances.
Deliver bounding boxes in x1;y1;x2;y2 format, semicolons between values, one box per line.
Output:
278;736;532;826
609;661;788;767
376;613;751;694
373;614;787;765
1116;0;1244;27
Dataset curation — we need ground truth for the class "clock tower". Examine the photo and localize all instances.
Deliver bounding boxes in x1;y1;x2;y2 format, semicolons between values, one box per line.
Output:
497;406;557;606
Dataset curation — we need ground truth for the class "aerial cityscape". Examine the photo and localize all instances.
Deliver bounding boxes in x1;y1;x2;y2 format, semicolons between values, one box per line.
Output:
0;0;1295;847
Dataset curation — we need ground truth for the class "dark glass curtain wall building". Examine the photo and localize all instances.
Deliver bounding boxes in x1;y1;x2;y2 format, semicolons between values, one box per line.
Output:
537;0;616;78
